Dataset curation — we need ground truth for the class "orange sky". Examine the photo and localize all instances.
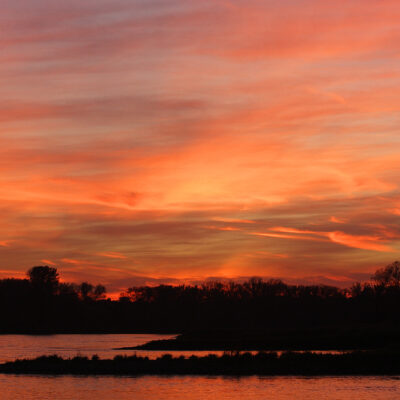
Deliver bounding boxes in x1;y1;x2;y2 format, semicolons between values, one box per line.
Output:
1;0;400;294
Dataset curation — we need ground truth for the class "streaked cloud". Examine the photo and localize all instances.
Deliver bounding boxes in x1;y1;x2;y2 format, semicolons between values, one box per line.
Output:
97;252;128;259
0;0;399;288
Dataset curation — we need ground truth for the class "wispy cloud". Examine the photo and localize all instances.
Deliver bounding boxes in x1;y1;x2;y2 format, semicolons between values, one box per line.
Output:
97;252;128;259
0;0;399;287
258;226;396;253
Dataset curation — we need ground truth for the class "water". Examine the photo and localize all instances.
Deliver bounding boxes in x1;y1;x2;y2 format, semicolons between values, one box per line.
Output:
0;375;399;399
0;335;397;399
0;334;348;362
0;334;176;362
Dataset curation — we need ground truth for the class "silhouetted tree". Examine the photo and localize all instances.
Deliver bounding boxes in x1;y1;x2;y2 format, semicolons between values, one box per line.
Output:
372;261;400;287
79;282;94;299
1;262;400;333
27;266;59;295
93;284;106;300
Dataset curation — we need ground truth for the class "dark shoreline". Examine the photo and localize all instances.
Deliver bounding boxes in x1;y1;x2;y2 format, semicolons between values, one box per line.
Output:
2;351;400;376
119;326;400;351
0;330;178;335
120;339;371;351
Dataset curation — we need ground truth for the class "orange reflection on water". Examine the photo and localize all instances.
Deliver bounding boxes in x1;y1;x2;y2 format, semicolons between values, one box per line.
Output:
0;375;399;400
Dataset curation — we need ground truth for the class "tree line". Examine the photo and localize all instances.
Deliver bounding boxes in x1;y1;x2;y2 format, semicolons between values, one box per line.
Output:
1;262;400;333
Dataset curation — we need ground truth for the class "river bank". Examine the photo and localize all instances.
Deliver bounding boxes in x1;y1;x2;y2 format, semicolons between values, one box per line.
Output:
2;350;400;376
122;326;400;351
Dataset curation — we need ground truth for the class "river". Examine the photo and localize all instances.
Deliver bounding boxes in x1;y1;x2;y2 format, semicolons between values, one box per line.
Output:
0;334;397;399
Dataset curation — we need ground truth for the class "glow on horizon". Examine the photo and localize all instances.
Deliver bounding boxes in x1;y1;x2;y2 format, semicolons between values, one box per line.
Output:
1;0;400;293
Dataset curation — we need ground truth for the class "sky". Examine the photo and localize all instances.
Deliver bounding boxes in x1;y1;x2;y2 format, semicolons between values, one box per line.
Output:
1;0;400;295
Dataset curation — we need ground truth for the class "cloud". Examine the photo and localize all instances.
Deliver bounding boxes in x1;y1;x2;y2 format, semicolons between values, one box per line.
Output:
0;0;399;286
97;252;128;259
327;231;394;253
251;231;327;242
211;217;255;224
260;226;396;252
40;259;57;266
330;216;346;224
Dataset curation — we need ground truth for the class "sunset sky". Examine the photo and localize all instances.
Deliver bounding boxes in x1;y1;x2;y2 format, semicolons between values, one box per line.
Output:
1;0;400;294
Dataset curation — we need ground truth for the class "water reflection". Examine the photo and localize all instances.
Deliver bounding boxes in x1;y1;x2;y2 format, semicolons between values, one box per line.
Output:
0;334;176;363
0;375;399;400
0;335;354;363
0;336;397;399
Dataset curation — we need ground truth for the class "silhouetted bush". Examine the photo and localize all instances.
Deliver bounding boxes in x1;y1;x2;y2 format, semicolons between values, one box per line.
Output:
2;350;400;376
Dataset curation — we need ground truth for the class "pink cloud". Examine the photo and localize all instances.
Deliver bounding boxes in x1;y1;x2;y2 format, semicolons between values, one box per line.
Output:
250;231;328;242
264;226;396;253
330;216;346;224
40;259;57;266
0;0;399;286
97;252;127;260
327;231;394;253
